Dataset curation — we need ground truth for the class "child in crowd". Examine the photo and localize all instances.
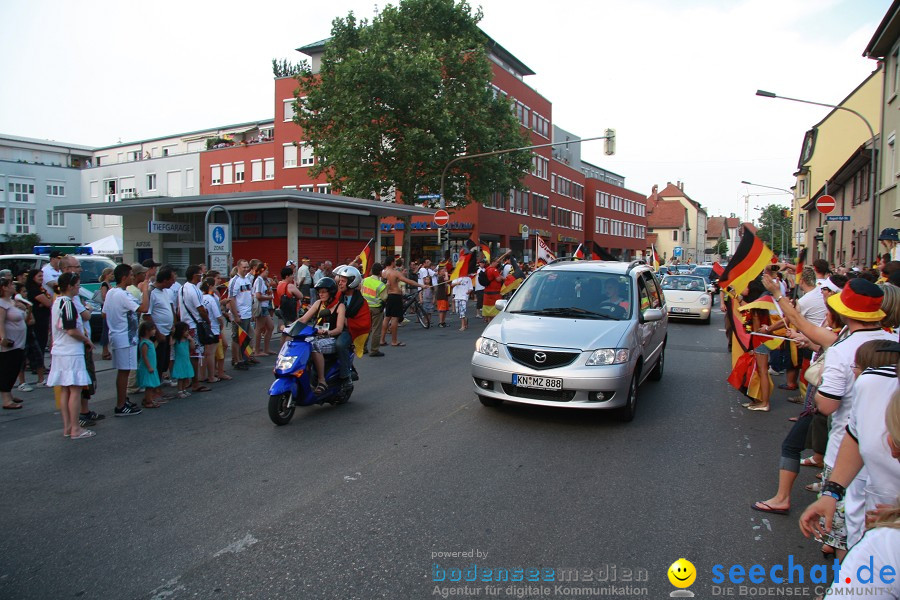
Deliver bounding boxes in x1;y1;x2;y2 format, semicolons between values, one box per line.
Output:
435;266;449;328
137;321;162;408
451;274;474;331
421;280;435;327
171;321;195;398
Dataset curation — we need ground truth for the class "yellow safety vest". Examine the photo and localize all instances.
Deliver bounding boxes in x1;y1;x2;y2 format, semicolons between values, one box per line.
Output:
360;275;386;308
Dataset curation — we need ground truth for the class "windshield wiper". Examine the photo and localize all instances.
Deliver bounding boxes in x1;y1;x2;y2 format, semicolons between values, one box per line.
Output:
513;307;614;319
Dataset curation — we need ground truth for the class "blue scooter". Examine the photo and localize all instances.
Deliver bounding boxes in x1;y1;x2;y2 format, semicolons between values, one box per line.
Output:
267;319;357;426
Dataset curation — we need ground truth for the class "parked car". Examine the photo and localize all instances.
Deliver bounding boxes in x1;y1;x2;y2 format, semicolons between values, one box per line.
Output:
660;275;712;324
471;259;668;421
0;252;117;342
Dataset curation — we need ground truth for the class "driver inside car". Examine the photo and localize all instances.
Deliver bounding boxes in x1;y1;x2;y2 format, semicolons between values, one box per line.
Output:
603;278;630;312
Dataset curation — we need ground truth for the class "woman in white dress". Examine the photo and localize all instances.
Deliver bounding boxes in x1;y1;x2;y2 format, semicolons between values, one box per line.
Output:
47;272;94;440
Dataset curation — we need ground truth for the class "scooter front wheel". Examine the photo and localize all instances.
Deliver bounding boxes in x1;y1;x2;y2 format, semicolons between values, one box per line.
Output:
268;392;295;425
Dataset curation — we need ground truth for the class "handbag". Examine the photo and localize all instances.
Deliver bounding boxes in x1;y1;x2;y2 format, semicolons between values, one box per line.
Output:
803;350;827;388
182;287;218;345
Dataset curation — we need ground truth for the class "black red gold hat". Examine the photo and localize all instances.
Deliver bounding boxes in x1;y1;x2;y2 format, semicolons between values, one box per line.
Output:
826;278;886;322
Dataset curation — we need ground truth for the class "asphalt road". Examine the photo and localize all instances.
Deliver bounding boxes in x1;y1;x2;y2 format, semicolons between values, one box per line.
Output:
0;308;831;599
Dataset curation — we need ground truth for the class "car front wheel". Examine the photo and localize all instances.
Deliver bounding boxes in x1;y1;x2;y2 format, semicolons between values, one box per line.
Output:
616;372;638;422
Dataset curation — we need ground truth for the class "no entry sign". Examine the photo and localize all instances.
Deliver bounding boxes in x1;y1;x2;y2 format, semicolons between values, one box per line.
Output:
433;209;450;227
816;195;836;214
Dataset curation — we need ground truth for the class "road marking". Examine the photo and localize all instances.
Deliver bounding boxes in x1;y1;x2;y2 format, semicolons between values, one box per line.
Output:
344;472;362;482
213;533;258;557
149;577;185;599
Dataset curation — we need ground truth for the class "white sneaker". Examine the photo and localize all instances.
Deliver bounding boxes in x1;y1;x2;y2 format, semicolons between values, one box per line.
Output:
17;383;34;392
768;367;784;376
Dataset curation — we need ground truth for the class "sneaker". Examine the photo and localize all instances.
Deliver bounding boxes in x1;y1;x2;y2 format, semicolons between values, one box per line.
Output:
17;383;34;392
768;367;784;376
81;410;106;421
78;416;96;427
162;378;178;387
114;404;142;416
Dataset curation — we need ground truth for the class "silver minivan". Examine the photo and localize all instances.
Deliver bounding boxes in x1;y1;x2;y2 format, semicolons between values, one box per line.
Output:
471;260;668;421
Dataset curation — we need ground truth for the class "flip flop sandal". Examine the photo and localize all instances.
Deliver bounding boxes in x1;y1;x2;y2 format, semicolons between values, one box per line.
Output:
751;502;789;515
71;430;96;440
800;456;824;468
313;382;328;395
192;386;212;393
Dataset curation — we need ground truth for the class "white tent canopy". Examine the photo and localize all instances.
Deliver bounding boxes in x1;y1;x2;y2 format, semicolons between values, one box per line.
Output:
86;235;123;255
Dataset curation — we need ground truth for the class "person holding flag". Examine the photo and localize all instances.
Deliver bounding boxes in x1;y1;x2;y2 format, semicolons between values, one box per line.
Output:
482;250;511;322
356;239;374;278
535;236;556;267
333;265;371;392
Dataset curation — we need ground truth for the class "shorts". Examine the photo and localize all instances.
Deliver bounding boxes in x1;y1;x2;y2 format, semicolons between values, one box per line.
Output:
310;336;336;354
754;343;773;355
259;306;271;318
436;299;449;312
455;299;468;318
232;318;252;340
385;294;403;319
111;345;137;371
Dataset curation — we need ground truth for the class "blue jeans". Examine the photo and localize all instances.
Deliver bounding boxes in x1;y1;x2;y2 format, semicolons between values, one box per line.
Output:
334;331;352;380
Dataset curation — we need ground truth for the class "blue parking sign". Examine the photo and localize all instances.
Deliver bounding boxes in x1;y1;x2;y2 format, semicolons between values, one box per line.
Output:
673;246;683;257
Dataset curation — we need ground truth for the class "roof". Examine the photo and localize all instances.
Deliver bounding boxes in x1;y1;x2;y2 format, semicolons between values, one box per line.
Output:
93;119;274;151
297;29;535;76
0;133;95;153
742;222;757;234
646;233;659;245
865;0;900;58
52;189;437;219
726;217;741;229
658;182;707;214
706;216;727;239
647;200;688;229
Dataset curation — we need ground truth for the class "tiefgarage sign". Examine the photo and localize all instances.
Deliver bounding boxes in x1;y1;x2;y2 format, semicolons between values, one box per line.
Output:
148;221;192;234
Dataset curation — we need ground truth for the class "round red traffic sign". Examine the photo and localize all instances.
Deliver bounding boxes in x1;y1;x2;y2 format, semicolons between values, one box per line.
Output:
816;195;836;214
433;209;450;227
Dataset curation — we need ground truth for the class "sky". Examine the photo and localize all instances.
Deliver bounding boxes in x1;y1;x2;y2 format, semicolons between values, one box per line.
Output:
0;0;891;220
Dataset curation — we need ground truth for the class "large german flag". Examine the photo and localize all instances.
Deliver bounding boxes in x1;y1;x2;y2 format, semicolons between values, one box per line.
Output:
794;247;807;285
451;239;477;281
718;227;773;297
500;256;526;295
592;241;617;261
479;242;491;264
356;239;374;277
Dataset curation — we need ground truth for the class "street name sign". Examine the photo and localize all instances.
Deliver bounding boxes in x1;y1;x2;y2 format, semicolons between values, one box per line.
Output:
826;215;851;222
816;195;836;214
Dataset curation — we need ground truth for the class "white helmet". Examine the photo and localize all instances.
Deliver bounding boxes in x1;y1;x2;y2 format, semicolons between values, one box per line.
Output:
333;264;362;289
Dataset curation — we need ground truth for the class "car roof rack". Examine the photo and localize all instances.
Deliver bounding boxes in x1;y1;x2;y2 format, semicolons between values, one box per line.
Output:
548;256;582;265
625;259;647;275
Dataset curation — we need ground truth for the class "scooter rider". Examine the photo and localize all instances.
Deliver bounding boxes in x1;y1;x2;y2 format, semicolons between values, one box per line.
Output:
332;265;370;392
297;277;345;395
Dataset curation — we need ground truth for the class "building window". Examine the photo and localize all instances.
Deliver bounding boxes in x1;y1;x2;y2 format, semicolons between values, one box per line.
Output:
531;154;548;179
146;174;157;191
264;158;275;180
317;184;331;194
284;144;298;168
509;189;529;215
550;174;556;192
223;163;233;184
532;193;549;219
673;231;678;241
893;48;900;96
573;183;584;202
46;182;65;197
299;185;314;193
104;180;117;202
11;208;35;233
186;168;195;189
532;112;549;138
487;191;506;210
300;143;315;166
251;160;262;182
235;162;245;182
46;210;66;227
9;181;35;203
211;165;221;185
283;99;295;122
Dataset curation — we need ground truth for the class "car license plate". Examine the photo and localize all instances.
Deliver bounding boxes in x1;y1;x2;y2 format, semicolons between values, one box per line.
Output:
513;374;563;390
670;307;690;313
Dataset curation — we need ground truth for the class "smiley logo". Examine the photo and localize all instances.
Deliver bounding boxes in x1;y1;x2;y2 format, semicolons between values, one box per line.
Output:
667;558;696;588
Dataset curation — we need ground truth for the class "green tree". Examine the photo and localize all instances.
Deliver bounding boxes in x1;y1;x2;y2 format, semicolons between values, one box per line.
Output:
714;237;728;257
272;58;306;78
757;204;793;258
3;233;41;254
294;0;531;260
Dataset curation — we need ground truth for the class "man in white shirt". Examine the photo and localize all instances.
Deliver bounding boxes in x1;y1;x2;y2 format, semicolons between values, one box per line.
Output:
451;274;474;331
102;264;150;416
418;259;436;287
41;251;63;296
179;265;209;392
295;257;312;300
795;267;828;327
813;258;831;288
144;266;176;385
228;259;254;369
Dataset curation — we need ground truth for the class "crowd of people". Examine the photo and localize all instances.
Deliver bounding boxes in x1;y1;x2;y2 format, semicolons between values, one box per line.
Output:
722;253;900;582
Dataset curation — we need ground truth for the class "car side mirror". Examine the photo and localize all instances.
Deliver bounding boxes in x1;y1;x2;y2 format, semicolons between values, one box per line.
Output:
641;308;664;322
494;299;508;312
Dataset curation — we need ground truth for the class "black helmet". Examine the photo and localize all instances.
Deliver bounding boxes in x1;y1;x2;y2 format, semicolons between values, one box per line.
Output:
314;277;337;296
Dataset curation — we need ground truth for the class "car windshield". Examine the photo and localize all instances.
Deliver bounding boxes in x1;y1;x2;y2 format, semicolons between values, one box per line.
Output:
79;258;117;284
661;276;706;291
505;269;633;320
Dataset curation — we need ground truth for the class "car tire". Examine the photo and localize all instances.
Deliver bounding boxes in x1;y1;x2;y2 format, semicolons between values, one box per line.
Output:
703;314;711;325
649;341;665;382
478;395;503;408
616;371;638;422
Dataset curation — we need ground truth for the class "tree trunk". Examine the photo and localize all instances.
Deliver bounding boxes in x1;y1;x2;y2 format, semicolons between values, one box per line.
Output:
401;214;412;265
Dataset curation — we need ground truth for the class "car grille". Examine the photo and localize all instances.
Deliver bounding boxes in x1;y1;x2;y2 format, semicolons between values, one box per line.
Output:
507;346;580;370
501;383;576;402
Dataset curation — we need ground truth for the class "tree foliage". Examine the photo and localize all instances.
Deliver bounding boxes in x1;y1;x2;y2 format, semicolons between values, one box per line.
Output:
293;0;531;258
757;204;793;258
272;58;306;78
714;237;728;257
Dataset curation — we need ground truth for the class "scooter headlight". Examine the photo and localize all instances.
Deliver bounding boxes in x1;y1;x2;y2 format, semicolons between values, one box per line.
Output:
275;355;297;371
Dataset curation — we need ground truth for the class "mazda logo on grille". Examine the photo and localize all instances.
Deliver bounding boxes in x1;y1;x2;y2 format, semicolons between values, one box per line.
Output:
533;352;547;364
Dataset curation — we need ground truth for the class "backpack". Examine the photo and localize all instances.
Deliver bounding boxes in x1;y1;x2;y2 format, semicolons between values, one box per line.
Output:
478;270;490;287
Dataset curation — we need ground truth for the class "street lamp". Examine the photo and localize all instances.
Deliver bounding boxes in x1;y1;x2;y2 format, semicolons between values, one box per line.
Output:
753;206;788;258
755;89;878;262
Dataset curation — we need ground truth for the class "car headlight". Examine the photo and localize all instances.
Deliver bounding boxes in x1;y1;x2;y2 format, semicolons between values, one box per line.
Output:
475;337;500;357
699;296;710;306
275;355;297;370
586;348;629;366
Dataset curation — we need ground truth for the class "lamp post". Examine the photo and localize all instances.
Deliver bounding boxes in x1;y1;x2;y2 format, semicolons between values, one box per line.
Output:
755;89;878;263
753;206;788;258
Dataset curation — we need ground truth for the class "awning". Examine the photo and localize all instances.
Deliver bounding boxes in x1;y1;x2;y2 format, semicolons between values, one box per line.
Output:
86;235;123;255
52;189;439;219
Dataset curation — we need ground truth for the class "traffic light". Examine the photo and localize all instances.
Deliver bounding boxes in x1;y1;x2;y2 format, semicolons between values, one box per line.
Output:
604;128;616;156
814;226;824;242
436;227;443;245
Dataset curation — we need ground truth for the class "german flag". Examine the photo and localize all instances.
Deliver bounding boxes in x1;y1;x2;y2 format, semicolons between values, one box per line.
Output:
236;324;253;358
712;262;725;277
794;247;807;285
718;227;773;297
651;244;660;270
573;243;585;260
356;239;374;277
451;239;477;280
592;242;616;261
501;256;526;295
479;242;491;264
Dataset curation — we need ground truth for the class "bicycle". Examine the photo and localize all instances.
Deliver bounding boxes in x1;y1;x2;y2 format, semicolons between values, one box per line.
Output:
402;291;430;328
